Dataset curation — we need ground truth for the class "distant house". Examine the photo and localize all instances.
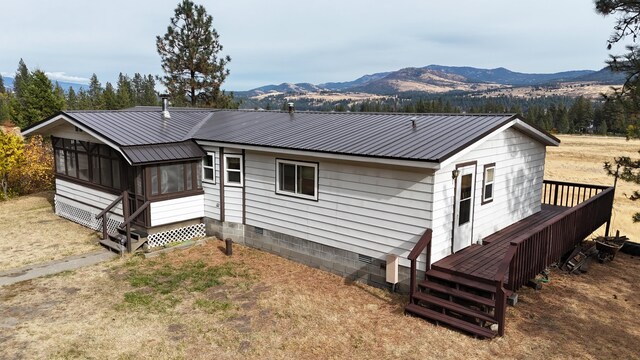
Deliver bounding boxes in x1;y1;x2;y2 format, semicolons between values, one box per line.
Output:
23;103;614;337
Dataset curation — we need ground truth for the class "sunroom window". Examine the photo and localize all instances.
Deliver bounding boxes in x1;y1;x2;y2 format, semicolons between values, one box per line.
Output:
276;159;318;200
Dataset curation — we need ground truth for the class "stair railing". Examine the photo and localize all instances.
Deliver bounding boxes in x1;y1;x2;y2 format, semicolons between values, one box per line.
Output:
407;228;433;302
118;195;150;253
494;242;518;337
95;192;125;241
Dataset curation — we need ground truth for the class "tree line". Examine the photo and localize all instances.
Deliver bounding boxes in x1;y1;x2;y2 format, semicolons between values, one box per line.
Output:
0;59;159;129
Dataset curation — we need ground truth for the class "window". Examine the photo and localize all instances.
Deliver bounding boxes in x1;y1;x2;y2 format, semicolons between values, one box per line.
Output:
276;159;318;200
482;164;495;204
203;153;215;183
224;154;243;186
53;138;119;189
148;161;202;197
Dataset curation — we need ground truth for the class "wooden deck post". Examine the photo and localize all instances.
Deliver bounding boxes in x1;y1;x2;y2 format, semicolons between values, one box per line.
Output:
123;191;132;253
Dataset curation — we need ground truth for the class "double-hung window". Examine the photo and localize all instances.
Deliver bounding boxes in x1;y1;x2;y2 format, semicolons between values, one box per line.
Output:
482;163;495;204
203;153;215;183
276;159;318;200
224;154;243;186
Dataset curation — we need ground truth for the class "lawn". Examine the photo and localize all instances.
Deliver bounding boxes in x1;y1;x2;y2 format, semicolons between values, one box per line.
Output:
0;240;638;359
0;191;100;271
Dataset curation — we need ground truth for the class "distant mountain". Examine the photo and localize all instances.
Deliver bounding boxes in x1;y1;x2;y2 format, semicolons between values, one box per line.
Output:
319;72;392;91
422;65;595;86
239;64;625;97
1;76;87;93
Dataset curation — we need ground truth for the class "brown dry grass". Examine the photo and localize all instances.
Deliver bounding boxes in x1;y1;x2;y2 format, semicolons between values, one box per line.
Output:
0;191;100;271
1;241;638;359
545;135;640;242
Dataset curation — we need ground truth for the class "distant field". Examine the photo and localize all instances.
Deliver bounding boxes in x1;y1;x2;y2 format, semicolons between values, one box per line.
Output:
545;134;640;242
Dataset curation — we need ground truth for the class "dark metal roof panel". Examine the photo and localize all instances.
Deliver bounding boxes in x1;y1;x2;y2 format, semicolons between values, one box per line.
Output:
122;140;205;165
64;110;212;146
193;111;517;162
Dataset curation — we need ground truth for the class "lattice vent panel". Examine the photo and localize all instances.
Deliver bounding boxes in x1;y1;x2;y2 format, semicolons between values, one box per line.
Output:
148;223;206;248
55;200;122;235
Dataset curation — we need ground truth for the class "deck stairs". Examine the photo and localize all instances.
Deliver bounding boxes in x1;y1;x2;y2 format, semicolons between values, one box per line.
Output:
405;268;501;338
99;227;148;254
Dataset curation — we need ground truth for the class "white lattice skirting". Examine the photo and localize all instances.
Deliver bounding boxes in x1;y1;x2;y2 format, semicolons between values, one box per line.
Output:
55;199;122;235
148;223;206;248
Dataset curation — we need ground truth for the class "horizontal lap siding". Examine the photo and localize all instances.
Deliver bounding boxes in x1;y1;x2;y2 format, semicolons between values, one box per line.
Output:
149;195;204;227
199;144;221;220
244;152;434;267
431;127;547;262
224;187;243;223
55;178;122;215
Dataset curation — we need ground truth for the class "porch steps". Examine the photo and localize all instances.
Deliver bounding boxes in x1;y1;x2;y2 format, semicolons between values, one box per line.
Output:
405;304;496;339
405;269;499;338
99;228;148;254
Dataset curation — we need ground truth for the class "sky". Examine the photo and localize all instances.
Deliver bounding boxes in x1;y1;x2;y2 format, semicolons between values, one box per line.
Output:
0;0;629;91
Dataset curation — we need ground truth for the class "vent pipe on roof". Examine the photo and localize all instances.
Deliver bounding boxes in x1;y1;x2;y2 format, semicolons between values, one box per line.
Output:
411;116;417;129
288;102;294;113
160;94;171;120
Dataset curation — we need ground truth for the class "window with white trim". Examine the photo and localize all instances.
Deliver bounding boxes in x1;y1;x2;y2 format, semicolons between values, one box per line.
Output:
482;164;495;204
203;153;215;183
276;159;318;200
224;154;243;186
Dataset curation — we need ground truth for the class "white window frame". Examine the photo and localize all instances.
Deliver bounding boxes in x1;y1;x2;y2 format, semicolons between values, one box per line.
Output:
202;152;216;184
275;159;318;201
482;164;495;204
224;154;243;187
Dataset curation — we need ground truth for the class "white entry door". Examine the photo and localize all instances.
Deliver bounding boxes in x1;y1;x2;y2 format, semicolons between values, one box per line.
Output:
453;164;476;253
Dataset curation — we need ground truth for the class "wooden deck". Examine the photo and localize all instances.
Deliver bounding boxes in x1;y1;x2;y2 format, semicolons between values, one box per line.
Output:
432;204;567;283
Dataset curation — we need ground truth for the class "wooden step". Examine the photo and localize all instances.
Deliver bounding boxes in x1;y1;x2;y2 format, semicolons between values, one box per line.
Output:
405;303;496;339
426;269;496;293
419;281;496;308
412;292;497;323
106;234;147;253
99;239;125;253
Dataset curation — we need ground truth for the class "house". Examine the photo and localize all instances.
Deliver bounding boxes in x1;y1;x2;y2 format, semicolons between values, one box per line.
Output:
22;102;614;337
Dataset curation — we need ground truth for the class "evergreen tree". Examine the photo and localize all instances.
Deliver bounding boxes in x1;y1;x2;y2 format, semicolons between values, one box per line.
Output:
67;87;78;110
14;70;64;128
597;0;640;222
77;88;92;110
103;82;118;110
54;82;66;110
140;75;158;106
116;73;135;109
156;0;232;107
88;74;104;109
0;77;5;94
13;59;30;100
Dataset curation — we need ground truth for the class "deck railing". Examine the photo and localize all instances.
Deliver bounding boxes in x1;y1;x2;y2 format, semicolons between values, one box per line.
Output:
542;180;610;208
506;184;614;291
407;228;433;301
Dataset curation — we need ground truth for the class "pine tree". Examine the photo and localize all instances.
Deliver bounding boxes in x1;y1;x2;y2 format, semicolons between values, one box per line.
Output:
67;87;78;110
116;73;135;109
77;88;92;110
88;74;104;109
13;59;30;100
103;82;118;110
140;75;158;106
156;0;233;107
0;77;5;94
14;70;64;128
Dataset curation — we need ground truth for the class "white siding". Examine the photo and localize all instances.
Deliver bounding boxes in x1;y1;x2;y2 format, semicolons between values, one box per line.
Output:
49;122;104;143
149;195;205;227
55;178;123;215
223;148;244;223
199;144;221;220
430;127;546;262
244;151;434;267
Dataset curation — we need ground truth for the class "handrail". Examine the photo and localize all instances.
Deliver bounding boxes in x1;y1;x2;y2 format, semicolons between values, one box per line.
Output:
95;193;125;240
95;193;124;220
494;242;518;337
118;200;150;229
542;179;610;190
407;228;433;301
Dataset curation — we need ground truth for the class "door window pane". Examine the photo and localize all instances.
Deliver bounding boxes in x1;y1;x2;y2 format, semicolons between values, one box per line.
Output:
458;173;472;225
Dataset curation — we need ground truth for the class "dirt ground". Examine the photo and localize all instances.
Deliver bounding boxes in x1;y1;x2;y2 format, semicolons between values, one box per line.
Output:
545;135;640;242
0;192;100;271
0;241;638;360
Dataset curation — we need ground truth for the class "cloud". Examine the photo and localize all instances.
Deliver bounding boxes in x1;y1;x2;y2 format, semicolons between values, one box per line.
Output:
0;71;15;77
44;72;90;84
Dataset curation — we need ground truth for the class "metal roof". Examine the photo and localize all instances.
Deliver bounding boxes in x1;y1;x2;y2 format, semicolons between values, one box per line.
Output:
63;110;214;146
121;140;205;165
193;111;540;162
23;108;559;165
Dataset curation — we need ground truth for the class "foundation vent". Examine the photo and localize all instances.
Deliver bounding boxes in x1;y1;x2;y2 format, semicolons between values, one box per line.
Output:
358;254;373;264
